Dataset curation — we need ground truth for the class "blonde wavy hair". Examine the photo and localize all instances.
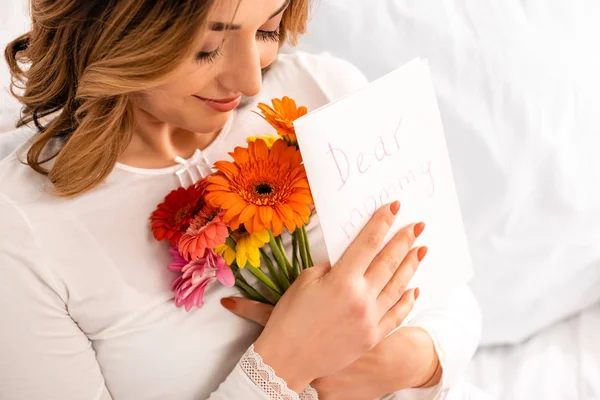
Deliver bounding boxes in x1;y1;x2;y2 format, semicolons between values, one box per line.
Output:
5;0;309;197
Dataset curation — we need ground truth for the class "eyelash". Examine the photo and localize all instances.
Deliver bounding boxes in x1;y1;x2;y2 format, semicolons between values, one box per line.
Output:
196;47;224;63
256;28;281;43
195;28;281;63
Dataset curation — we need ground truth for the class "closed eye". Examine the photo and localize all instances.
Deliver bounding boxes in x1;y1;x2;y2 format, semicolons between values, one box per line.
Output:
196;47;223;63
257;28;280;42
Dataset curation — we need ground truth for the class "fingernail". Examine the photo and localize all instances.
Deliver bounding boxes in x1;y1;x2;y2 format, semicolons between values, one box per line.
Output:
414;222;426;238
390;201;401;216
417;246;428;262
414;288;421;300
220;298;237;310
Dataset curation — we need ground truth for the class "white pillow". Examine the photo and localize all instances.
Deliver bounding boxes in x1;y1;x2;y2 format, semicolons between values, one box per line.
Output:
0;0;29;135
294;0;600;345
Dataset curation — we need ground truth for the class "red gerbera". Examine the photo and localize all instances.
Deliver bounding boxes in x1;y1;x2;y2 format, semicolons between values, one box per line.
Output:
150;183;204;246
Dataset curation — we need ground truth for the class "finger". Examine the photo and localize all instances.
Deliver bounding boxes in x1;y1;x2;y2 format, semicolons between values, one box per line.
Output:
298;262;331;282
364;222;424;293
377;246;427;315
335;201;400;276
378;288;420;336
220;297;274;326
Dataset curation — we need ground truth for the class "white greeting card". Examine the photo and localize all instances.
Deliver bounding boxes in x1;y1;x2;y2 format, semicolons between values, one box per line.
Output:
294;59;472;295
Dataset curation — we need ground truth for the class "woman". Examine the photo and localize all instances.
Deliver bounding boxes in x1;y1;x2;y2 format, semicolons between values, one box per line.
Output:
0;0;481;399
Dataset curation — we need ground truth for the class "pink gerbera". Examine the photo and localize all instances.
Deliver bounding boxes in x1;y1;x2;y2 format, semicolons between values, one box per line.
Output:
178;202;229;261
172;249;235;311
167;246;188;272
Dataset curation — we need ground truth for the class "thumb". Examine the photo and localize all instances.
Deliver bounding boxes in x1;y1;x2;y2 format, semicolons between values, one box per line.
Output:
220;297;274;326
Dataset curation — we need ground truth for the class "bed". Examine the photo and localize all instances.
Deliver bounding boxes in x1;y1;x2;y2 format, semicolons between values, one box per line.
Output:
2;1;600;399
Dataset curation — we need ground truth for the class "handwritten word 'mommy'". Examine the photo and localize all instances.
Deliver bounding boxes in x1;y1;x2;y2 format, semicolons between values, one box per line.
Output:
340;159;435;239
328;118;404;191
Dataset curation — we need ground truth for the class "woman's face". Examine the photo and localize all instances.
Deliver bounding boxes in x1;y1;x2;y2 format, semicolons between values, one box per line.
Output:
135;0;289;134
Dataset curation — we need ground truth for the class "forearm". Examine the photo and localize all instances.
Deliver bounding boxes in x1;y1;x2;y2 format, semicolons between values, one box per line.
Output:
365;326;441;393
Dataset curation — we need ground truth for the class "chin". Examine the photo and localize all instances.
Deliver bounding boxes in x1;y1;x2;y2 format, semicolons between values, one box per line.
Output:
186;111;232;134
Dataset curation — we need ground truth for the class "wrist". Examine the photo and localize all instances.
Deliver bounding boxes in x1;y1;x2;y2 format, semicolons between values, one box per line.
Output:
402;327;442;388
253;337;314;393
416;357;442;388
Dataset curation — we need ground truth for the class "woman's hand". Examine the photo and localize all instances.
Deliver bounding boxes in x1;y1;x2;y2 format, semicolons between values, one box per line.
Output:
225;202;428;392
222;302;442;400
311;327;442;400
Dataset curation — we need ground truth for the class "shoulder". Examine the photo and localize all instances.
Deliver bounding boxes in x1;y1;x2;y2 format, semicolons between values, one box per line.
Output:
0;161;44;291
0;141;50;246
0;141;51;205
264;51;369;104
0;143;71;304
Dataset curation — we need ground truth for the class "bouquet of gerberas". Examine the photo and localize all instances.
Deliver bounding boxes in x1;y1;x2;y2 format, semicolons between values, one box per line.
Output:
150;97;315;310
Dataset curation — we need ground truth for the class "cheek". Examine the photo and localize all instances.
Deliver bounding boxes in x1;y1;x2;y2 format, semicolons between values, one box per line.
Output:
135;90;181;124
259;42;280;69
156;63;216;100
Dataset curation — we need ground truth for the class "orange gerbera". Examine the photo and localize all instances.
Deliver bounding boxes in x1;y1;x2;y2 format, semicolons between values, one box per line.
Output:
254;96;307;146
206;139;313;236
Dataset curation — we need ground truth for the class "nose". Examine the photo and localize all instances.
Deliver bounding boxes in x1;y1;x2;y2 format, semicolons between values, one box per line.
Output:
219;37;263;98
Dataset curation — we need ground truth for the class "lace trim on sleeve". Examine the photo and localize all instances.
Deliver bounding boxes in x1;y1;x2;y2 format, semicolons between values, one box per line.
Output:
299;385;319;400
240;344;318;400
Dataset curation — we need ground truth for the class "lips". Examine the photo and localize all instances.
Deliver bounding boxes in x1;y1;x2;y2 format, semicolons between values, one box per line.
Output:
194;95;242;113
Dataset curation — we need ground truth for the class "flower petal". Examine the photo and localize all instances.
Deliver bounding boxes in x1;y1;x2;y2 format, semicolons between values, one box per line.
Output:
204;223;217;240
239;204;258;224
271;212;285;236
232;146;250;165
213;161;239;180
236;246;248;269
254;139;269;160
216;264;235;287
258;206;273;227
255;230;270;243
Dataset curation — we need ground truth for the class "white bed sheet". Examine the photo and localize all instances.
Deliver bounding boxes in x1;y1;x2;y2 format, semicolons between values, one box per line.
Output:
466;302;600;400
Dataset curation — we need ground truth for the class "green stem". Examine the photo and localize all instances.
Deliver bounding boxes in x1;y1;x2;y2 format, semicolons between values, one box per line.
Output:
226;236;237;250
233;282;252;299
275;235;294;275
269;232;292;289
297;226;310;270
247;265;282;302
301;225;314;268
232;264;272;304
261;248;284;292
291;233;300;279
235;279;273;305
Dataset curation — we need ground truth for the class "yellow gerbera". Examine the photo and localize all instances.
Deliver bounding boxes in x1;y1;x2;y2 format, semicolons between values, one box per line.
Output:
214;229;270;268
246;134;279;149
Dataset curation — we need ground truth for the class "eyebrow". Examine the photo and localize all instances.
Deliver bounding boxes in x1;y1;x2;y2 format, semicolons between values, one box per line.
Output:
210;22;241;31
210;0;291;31
269;0;291;19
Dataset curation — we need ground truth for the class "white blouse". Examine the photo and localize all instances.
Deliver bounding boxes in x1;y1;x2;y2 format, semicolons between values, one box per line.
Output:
0;52;481;400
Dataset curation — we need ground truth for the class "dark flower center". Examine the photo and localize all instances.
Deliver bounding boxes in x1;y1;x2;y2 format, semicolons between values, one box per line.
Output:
174;206;191;224
255;183;273;196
